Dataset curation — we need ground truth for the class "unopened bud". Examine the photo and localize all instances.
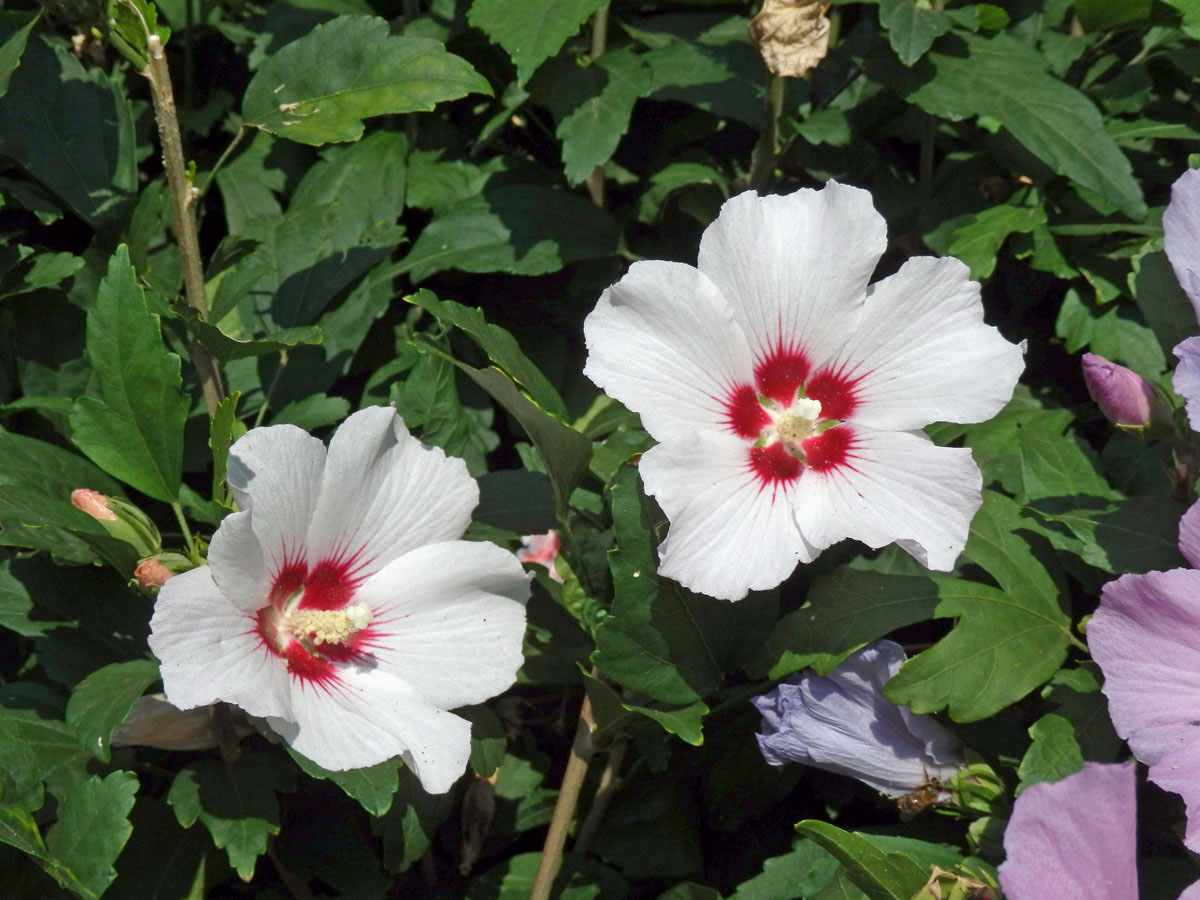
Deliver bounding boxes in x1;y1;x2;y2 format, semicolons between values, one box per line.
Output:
69;489;161;558
516;531;563;583
135;557;172;589
1081;353;1172;430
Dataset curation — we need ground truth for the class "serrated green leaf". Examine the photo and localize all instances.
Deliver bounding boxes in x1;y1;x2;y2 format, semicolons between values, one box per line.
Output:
0;485;139;571
0;708;93;800
209;391;244;506
794;821;927;900
557;46;652;184
1131;247;1197;359
621;699;707;746
729;838;840;900
461;705;507;777
0;805;99;900
635;162;728;224
1054;288;1166;378
167;754;294;880
287;748;402;817
407;289;568;419
244;15;490;145
0;13;38;101
884;492;1071;721
179;308;323;362
1024;496;1188;575
374;768;456;874
1075;0;1151;30
0;37;136;225
65;660;159;763
270;393;350;429
750;568;940;679
45;771;138;897
879;0;951;66
1016;714;1083;794
1015;423;1121;503
398;184;618;281
947;203;1045;280
906;32;1145;219
468;0;607;84
69;246;189;503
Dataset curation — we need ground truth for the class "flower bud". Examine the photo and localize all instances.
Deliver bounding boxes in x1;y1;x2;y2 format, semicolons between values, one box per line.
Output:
516;531;563;583
135;557;172;589
69;489;161;559
1081;353;1171;429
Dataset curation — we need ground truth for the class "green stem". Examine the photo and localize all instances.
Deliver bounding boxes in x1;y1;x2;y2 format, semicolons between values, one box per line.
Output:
584;5;610;208
198;125;248;199
171;501;197;562
748;73;785;193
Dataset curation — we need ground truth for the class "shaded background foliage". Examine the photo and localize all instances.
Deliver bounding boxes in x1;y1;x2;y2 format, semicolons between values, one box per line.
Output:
2;0;1200;897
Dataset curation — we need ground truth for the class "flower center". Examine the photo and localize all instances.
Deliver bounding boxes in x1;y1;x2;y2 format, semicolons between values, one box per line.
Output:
763;396;823;458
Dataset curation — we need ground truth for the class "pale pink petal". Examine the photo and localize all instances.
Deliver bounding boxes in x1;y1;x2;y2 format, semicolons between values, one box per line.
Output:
1090;568;1200;851
355;540;529;711
696;183;886;369
998;761;1137;900
226;423;326;579
1173;336;1200;432
267;668;472;793
148;566;290;720
1179;498;1200;569
583;260;758;443
305;407;479;576
824;256;1025;431
206;510;269;612
792;427;981;571
1164;167;1200;322
638;434;818;601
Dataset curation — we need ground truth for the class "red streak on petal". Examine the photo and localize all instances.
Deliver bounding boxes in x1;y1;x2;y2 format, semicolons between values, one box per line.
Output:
298;557;360;611
283;641;340;690
724;383;770;438
749;442;803;486
802;426;856;473
755;344;811;407
269;562;307;608
806;366;861;421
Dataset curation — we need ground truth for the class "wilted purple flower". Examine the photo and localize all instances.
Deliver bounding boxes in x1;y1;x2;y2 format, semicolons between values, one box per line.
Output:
998;762;1200;900
1090;497;1200;853
751;640;963;799
1081;353;1168;428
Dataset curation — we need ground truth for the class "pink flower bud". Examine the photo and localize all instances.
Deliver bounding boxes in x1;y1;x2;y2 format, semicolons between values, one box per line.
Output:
517;531;563;583
135;557;173;589
1081;354;1168;428
71;488;117;520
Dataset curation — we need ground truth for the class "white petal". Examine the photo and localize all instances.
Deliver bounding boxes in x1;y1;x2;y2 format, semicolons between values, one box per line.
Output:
148;566;290;720
583;260;757;443
226;423;326;578
355;540;530;710
206;510;269;612
639;434;817;601
697;183;885;366
267;667;472;793
825;257;1025;431
305;407;479;575
793;427;981;571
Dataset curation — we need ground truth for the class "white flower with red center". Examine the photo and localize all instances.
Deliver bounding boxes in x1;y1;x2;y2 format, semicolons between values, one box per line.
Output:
148;407;530;793
584;182;1024;601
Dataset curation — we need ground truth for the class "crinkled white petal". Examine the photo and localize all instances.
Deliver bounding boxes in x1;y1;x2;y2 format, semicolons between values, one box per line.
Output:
266;667;472;793
148;565;290;720
355;540;530;711
583;260;757;443
792;427;981;571
639;434;817;601
206;510;269;612
304;407;478;574
827;256;1025;431
226;423;326;579
696;182;885;367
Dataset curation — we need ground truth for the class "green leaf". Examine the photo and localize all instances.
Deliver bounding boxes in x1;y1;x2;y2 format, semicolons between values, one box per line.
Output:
0;13;38;101
635;162;728;224
729;838;840;900
407;289;568;419
468;0;607;84
287;748;402;817
177;306;323;362
906;32;1145;219
0;805;99;900
1024;496;1188;575
1016;714;1083;794
751;568;940;679
243;15;490;145
270;393;351;429
885;492;1072;721
0;559;67;639
462;705;507;777
45;771;138;897
1015;423;1120;503
1054;289;1166;378
1075;0;1151;30
620;700;707;746
0;711;44;810
794;821;927;900
879;0;951;66
557;46;652;184
1131;247;1197;359
209;391;244;505
64;660;159;763
374;768;456;874
398;185;618;281
0;36;136;225
592;464;777;706
0;484;140;571
475;470;556;534
410;339;591;512
947;203;1045;281
167;754;295;880
0;707;93;800
69;246;189;503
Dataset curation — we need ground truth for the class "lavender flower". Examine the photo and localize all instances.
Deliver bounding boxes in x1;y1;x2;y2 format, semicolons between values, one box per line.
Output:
1080;353;1169;429
751;640;963;800
1165;168;1200;429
